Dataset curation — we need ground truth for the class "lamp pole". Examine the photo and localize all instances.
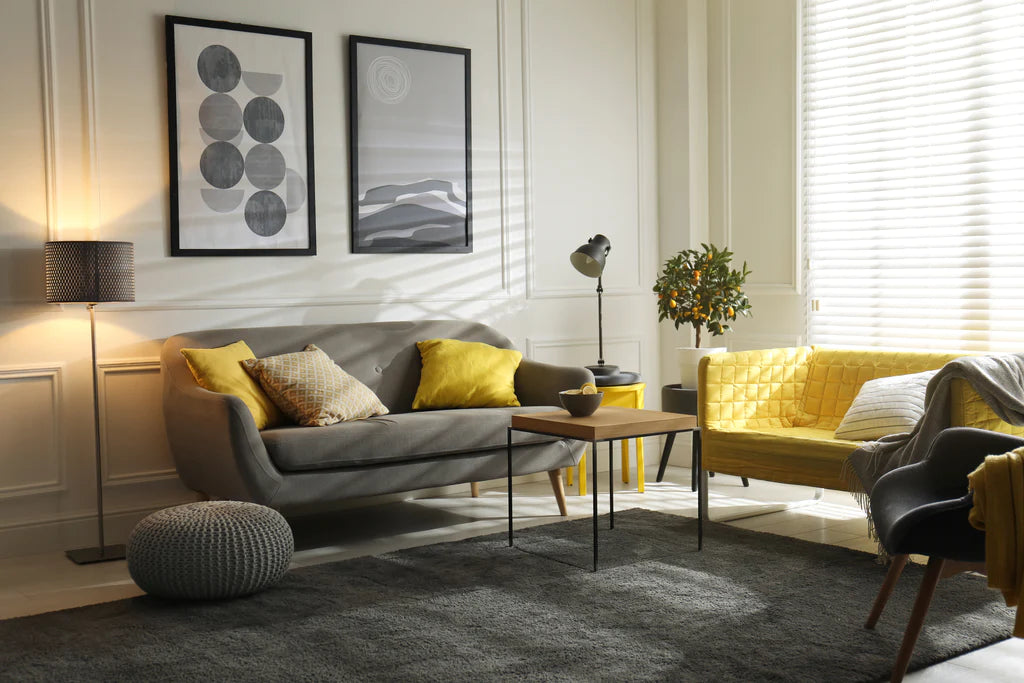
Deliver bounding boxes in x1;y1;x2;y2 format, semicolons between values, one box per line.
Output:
595;276;605;367
87;303;108;557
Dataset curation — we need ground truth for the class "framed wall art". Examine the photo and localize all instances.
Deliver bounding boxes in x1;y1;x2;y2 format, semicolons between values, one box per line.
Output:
166;16;316;256
349;36;472;253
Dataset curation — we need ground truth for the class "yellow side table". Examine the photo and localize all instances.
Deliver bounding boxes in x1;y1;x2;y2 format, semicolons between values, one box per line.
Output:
566;382;646;495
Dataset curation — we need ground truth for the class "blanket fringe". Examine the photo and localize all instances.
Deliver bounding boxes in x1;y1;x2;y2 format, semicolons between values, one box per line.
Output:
841;457;889;562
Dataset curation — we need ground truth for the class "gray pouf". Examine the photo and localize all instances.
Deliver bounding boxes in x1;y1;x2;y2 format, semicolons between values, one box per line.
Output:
127;501;293;600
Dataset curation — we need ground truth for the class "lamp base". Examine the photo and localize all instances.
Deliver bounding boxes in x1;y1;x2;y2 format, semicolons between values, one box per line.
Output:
586;363;620;377
586;363;642;387
65;544;126;565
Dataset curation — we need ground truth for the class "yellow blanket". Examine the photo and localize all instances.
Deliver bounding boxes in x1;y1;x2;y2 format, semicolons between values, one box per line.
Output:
968;447;1024;637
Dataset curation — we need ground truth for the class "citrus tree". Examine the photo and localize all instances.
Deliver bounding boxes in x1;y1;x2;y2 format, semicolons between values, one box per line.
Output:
653;243;752;348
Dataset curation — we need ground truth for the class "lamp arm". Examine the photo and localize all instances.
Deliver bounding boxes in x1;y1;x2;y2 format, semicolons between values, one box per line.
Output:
596;277;604;366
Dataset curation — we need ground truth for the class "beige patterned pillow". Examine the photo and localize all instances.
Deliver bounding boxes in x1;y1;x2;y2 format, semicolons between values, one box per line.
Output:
243;345;388;426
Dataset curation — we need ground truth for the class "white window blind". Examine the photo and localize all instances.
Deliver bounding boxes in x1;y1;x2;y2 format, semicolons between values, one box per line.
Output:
803;0;1024;352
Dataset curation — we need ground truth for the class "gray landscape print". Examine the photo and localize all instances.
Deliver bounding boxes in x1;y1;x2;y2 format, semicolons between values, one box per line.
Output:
356;179;467;250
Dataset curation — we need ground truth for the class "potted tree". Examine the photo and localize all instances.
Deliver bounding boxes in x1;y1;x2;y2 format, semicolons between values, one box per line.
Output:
653;243;752;388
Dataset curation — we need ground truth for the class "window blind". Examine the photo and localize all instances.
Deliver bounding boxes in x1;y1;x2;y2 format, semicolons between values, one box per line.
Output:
802;0;1024;352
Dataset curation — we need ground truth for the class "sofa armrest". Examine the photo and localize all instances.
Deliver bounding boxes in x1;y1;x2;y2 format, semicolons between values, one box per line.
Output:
161;340;283;505
515;359;594;407
698;347;813;430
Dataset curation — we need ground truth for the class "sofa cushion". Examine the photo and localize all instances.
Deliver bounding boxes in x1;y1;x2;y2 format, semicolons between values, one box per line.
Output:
834;370;936;441
413;338;522;410
793;348;961;431
261;406;562;471
702;426;862;489
244;345;388;426
180;340;284;430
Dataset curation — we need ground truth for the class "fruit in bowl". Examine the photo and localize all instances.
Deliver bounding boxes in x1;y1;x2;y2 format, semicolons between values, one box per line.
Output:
559;383;603;417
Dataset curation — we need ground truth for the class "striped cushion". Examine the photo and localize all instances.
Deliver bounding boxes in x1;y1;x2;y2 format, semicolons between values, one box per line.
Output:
834;370;937;441
243;345;388;427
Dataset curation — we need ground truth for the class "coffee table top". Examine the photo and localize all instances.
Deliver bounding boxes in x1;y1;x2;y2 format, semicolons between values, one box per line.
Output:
511;406;697;441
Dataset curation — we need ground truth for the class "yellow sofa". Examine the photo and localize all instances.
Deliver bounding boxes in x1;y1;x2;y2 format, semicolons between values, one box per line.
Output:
697;347;1024;490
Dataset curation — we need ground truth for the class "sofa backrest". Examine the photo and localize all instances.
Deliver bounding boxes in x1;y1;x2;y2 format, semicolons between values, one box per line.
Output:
792;347;964;430
162;320;515;414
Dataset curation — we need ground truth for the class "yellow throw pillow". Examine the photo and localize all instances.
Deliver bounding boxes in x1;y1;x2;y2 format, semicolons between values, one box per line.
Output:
243;344;389;427
413;338;522;410
180;340;284;430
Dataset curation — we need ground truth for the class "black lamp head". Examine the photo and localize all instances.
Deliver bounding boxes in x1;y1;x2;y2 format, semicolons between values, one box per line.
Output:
570;234;611;278
44;241;135;304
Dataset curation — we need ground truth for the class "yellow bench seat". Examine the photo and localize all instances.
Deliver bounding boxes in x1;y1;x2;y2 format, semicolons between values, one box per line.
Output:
702;426;861;490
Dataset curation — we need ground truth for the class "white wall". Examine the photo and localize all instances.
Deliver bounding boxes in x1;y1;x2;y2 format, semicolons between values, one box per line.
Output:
707;0;803;352
653;0;801;469
0;0;661;557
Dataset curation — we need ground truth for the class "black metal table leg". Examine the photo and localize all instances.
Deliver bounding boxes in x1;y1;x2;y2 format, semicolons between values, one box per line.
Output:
608;440;614;530
592;440;599;572
507;427;513;547
696;428;704;551
690;428;700;492
658;432;675;483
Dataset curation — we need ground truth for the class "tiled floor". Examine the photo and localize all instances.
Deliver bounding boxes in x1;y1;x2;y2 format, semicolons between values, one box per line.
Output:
1;464;1021;680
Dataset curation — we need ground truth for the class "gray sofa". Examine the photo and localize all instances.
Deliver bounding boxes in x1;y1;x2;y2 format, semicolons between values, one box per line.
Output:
161;320;590;514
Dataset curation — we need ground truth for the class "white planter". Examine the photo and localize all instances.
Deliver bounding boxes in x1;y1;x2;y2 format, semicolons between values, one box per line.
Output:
677;346;726;390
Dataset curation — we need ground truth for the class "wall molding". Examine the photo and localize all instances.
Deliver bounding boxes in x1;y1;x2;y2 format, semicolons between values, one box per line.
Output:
95;358;176;485
114;290;515;312
521;0;537;298
728;332;803;352
523;0;647;300
79;0;100;234
632;0;648;291
525;335;645;378
717;0;799;295
38;0;59;240
0;363;66;498
496;0;512;292
719;0;732;252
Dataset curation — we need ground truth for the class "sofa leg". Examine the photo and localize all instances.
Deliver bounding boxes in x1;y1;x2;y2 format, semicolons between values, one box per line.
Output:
470;482;480;498
548;469;569;516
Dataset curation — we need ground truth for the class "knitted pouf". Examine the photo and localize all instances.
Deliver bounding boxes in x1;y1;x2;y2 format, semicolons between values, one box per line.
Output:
127;501;293;600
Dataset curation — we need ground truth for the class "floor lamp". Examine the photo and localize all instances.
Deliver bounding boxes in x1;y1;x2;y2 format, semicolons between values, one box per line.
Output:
45;240;135;564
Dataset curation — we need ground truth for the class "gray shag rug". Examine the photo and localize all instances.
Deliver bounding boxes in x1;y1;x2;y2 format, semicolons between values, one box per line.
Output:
0;509;1012;682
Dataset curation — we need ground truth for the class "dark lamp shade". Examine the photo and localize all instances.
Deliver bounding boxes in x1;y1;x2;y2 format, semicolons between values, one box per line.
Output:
570;234;611;278
44;241;135;304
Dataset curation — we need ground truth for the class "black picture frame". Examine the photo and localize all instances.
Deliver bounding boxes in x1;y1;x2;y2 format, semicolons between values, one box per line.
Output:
348;35;472;254
165;15;316;256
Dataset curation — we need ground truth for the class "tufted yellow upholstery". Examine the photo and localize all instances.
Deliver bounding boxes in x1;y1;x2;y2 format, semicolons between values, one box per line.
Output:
792;349;963;431
699;346;1024;490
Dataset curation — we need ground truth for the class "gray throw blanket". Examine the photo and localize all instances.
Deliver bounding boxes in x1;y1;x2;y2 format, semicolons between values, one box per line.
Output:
845;353;1024;496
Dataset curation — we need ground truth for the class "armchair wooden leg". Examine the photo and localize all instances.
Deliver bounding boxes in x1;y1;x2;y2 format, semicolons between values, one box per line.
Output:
548;469;568;516
865;554;908;629
891;556;945;683
470;482;480;498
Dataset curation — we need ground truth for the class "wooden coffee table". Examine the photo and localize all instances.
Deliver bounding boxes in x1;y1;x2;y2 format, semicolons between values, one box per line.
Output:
507;406;700;571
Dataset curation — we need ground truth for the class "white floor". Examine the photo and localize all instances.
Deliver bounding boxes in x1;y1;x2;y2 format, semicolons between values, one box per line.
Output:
1;464;1021;680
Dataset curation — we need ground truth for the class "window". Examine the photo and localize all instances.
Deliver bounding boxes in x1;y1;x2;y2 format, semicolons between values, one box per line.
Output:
802;0;1024;351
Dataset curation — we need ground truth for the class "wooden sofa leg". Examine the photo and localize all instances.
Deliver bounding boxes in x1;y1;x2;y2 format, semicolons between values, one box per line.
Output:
470;482;480;498
548;469;568;516
866;554;908;629
891;556;944;683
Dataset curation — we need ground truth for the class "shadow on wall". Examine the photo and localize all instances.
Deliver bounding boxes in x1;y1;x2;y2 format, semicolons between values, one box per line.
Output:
0;203;50;323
